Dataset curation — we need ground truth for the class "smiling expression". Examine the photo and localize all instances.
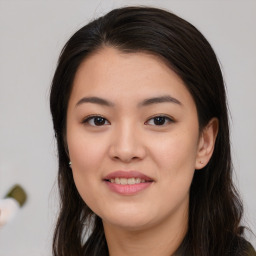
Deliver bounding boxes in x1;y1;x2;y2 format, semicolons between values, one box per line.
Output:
66;47;204;231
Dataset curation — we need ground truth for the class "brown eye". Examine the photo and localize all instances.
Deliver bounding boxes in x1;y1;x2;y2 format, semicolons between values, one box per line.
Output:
153;116;166;125
83;116;110;126
146;116;173;126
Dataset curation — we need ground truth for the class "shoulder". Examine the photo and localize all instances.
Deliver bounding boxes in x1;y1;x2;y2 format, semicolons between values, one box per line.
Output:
245;242;256;256
233;238;256;256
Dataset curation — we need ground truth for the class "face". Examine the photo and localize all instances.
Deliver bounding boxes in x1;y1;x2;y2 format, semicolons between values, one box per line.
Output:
66;47;202;231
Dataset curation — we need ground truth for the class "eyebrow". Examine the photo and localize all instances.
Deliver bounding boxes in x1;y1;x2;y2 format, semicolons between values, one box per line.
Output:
76;97;114;107
139;95;182;107
75;95;182;108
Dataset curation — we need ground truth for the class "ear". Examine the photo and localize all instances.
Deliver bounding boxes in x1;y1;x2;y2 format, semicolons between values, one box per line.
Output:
195;118;219;170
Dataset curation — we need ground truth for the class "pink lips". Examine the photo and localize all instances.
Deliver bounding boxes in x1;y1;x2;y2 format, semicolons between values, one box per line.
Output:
103;170;154;195
104;170;153;181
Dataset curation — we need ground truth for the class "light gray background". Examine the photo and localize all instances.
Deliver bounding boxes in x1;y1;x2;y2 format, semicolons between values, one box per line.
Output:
0;0;255;255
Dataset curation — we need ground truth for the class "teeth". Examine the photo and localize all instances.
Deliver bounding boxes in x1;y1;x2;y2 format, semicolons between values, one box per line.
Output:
109;177;147;185
135;178;140;184
120;178;127;185
128;178;135;185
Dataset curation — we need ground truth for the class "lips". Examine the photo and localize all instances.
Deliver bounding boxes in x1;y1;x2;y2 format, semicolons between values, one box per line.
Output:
103;170;154;182
103;170;154;195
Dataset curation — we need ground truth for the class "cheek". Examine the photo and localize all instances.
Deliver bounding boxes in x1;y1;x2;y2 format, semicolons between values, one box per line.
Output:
150;133;197;211
153;131;198;168
149;129;199;190
68;128;108;172
67;132;108;204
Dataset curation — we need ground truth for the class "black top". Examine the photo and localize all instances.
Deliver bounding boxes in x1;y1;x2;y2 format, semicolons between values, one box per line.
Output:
173;236;256;256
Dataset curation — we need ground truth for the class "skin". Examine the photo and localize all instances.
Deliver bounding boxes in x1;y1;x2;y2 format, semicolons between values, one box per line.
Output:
66;47;218;256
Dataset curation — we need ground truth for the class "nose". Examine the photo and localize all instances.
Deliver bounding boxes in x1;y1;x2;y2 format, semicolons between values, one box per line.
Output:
108;123;146;163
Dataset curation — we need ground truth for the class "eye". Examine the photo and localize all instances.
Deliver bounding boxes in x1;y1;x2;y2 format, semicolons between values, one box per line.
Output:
145;115;174;126
82;115;110;126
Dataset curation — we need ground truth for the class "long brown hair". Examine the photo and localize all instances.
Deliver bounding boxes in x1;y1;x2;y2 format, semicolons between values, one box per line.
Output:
50;6;246;255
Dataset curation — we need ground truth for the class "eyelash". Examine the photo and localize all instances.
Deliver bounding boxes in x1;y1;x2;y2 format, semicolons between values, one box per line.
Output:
82;115;174;127
82;115;110;126
145;115;174;126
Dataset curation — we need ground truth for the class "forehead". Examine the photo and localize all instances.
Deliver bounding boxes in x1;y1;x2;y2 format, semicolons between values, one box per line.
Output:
69;47;194;108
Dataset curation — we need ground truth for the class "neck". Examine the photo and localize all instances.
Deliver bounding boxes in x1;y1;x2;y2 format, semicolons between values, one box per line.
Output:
103;207;188;256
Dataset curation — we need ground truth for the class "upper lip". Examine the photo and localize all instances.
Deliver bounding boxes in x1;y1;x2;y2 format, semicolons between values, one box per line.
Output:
103;170;154;182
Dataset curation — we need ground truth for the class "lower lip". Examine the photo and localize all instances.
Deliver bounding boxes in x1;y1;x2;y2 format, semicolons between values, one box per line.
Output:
104;181;153;195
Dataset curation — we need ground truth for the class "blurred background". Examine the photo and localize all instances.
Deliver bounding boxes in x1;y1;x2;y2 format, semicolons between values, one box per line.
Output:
0;0;255;255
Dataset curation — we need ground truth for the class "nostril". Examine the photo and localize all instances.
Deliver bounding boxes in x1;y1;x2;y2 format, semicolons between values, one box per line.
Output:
108;138;147;162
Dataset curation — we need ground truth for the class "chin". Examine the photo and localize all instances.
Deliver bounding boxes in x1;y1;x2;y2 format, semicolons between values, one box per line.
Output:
101;209;157;231
104;219;154;232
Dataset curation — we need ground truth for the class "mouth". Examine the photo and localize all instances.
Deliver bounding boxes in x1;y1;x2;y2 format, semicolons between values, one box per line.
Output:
105;177;152;185
103;170;154;195
103;170;154;184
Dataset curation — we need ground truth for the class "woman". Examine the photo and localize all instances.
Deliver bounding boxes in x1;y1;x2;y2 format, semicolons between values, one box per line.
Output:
50;6;255;256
